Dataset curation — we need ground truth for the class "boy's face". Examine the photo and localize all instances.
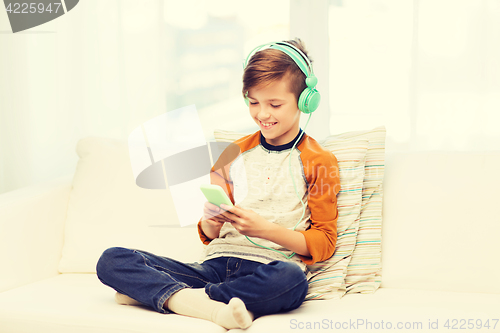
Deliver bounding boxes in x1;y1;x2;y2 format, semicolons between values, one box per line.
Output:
247;74;301;146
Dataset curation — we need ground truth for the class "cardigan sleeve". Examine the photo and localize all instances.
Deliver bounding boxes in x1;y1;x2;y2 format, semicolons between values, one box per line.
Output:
297;151;341;265
197;219;212;245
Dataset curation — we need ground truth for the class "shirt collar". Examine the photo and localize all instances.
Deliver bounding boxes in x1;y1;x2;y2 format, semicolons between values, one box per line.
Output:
260;128;305;152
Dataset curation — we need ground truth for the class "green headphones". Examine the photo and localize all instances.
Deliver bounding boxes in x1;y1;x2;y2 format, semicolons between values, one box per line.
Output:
242;41;321;114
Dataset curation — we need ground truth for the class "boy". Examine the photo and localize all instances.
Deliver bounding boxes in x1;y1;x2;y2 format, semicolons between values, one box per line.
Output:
96;38;341;330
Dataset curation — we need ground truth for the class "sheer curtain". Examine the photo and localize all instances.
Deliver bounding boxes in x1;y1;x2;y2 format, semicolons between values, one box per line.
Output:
326;0;500;152
0;1;166;194
0;0;291;194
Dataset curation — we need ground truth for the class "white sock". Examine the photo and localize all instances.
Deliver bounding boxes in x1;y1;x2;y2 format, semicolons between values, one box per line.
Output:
115;292;142;306
166;288;253;329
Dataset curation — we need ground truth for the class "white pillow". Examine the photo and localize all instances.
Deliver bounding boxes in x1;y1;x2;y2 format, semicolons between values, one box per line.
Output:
58;137;204;273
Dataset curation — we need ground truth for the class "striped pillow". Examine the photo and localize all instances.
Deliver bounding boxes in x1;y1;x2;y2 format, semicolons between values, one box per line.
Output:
213;129;369;300
304;138;368;300
326;126;386;294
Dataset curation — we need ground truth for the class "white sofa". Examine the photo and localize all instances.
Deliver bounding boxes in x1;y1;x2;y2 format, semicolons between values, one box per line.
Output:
1;136;499;333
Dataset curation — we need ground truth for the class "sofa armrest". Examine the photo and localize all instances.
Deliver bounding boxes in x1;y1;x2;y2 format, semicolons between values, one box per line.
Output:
0;175;72;292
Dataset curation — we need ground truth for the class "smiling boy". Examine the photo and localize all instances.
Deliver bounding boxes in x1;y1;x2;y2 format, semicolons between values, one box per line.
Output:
96;38;341;330
199;71;313;259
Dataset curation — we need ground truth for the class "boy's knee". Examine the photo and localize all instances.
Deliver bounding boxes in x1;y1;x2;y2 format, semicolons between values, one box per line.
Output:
270;261;306;279
268;261;308;290
96;246;131;280
275;262;308;310
252;261;308;315
284;262;308;297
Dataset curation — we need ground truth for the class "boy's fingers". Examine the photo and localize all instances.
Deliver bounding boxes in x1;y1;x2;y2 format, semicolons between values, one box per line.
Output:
205;211;223;220
205;218;224;226
220;204;236;214
204;201;220;212
221;204;240;218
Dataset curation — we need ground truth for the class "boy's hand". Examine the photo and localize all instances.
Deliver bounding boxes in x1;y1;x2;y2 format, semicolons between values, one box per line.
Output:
219;204;274;238
203;201;233;224
218;203;311;257
201;202;233;240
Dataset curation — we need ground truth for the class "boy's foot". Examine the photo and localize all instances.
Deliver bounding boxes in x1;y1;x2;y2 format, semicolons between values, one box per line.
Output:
115;292;142;306
214;297;254;329
167;288;254;329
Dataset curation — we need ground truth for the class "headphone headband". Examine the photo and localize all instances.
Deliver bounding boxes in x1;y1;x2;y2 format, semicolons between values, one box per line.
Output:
243;41;314;79
243;40;321;114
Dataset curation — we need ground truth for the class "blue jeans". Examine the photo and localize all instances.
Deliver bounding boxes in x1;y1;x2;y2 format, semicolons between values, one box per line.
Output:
96;247;308;317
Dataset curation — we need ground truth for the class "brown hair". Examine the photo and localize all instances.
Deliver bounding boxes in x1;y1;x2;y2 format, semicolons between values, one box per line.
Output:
242;38;313;103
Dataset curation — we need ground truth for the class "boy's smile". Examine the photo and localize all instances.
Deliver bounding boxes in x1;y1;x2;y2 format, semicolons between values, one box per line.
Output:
247;74;301;146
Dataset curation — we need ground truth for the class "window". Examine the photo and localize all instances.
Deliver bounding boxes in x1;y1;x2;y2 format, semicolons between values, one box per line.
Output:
162;0;290;135
329;0;413;148
327;0;500;151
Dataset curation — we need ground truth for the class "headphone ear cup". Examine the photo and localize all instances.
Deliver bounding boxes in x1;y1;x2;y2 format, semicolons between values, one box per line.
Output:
298;88;321;114
244;97;249;107
298;90;308;113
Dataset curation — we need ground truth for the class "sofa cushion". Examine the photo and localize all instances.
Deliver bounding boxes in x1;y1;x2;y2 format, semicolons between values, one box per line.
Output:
213;129;369;300
0;274;498;333
0;274;226;333
237;287;500;333
381;151;500;293
58;137;204;273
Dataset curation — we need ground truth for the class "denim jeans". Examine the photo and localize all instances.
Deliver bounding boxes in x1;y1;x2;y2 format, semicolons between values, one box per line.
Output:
96;247;308;317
